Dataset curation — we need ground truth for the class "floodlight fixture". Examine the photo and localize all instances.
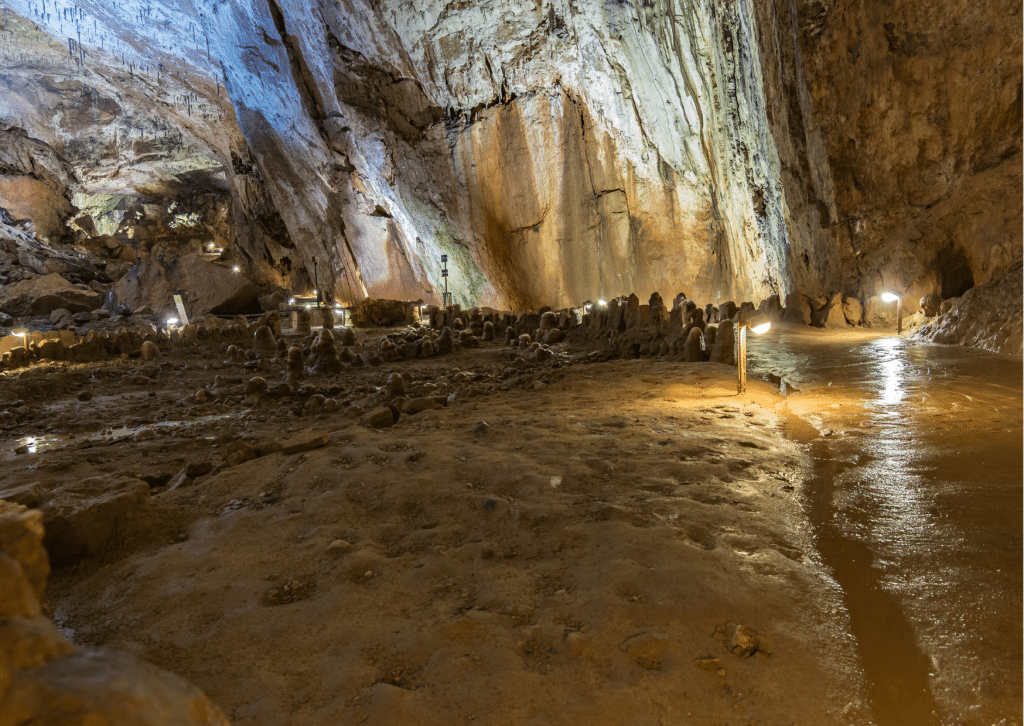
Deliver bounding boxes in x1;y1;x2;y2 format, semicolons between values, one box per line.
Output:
736;311;772;394
881;292;902;333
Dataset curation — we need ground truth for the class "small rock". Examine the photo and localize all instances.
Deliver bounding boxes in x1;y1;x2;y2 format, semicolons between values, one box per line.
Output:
281;430;331;454
326;539;353;556
133;428;157;441
225;441;257;466
402;397;442;415
77;390;93;402
165;470;192;492
694;656;721;672
385;372;406;400
185;461;213;478
363;407;396;429
471;421;489;434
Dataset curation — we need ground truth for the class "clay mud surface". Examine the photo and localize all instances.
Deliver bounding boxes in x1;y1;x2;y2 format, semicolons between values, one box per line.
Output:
1;326;874;725
2;324;1020;725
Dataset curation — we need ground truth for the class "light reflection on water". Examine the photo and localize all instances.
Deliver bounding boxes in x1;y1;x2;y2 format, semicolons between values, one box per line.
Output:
749;325;1022;723
4;412;242;458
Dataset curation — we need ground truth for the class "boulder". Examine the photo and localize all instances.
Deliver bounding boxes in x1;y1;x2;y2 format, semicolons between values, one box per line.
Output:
349;299;413;328
823;293;848;328
0;273;104;316
2;648;232;726
32;476;151;568
912;262;1023;357
782;292;812;325
842;296;863;326
759;293;783;321
114;255;260;320
919;293;943;317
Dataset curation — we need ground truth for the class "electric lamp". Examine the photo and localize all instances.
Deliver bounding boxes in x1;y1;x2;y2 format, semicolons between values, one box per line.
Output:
881;292;902;333
736;311;771;394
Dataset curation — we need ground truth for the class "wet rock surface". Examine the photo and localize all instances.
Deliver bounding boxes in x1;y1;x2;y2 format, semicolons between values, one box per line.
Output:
1;313;878;726
911;261;1023;358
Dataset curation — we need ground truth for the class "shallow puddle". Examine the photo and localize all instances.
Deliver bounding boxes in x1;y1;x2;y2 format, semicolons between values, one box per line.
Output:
1;412;243;458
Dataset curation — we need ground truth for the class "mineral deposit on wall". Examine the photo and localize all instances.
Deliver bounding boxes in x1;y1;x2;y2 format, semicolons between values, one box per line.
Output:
1;0;1019;318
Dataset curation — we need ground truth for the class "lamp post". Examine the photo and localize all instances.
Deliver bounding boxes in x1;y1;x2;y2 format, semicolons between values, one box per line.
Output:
441;254;451;309
736;311;771;394
881;292;902;333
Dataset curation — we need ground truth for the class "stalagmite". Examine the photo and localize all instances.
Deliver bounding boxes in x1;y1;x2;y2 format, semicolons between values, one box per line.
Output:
286;347;304;383
312;329;342;374
296;309;311;336
709;320;735;365
254;326;276;359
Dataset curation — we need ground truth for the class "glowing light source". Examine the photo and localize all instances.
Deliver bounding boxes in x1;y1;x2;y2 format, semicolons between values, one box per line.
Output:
289;298;296;305
232;266;240;273
880;292;903;333
598;299;607;307
736;311;772;394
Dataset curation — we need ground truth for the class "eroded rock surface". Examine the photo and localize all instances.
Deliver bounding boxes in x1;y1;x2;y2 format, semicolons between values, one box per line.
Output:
911;261;1023;358
0;501;230;725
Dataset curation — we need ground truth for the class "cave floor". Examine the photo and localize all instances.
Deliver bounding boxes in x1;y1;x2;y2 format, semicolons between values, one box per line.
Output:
1;325;1019;725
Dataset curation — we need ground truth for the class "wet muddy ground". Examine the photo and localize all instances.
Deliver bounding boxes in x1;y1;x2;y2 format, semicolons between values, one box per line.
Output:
1;322;1019;725
750;324;1023;726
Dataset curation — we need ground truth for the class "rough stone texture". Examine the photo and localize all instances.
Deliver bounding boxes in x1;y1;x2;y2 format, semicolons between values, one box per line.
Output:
114;255;261;321
349;299;414;328
795;0;1022;306
0;501;230;725
912;261;1023;358
281;431;331;455
0;0;1019;327
2;648;232;726
0;128;78;244
0;274;104;316
31;476;151;569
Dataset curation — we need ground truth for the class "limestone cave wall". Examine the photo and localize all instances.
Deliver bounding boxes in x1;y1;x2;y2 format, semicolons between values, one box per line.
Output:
0;0;1019;314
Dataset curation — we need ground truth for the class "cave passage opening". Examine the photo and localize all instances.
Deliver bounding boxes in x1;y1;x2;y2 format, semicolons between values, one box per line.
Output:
936;246;975;299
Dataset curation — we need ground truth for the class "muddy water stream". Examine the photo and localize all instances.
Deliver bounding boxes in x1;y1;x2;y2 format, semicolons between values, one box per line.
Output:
749;324;1022;726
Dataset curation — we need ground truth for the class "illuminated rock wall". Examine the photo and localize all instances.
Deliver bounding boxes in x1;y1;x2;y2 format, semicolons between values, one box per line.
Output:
1;0;1019;313
211;0;818;309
